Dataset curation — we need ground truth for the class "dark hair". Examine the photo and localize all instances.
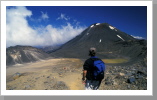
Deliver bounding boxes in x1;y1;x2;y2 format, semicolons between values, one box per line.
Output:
89;50;96;56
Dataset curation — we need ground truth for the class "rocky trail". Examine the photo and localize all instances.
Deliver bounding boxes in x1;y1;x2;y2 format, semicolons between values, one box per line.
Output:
6;58;147;90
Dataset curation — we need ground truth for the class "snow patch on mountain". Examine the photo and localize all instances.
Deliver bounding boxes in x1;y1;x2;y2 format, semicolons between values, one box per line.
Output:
96;23;100;25
117;35;125;41
99;39;101;43
90;25;94;28
109;25;118;32
109;25;115;30
131;35;145;40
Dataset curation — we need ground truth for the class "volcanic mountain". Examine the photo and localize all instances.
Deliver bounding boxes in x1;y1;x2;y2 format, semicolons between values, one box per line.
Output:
6;45;50;66
51;23;146;64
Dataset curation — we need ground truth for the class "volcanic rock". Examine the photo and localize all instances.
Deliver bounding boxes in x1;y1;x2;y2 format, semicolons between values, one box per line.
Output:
127;77;136;83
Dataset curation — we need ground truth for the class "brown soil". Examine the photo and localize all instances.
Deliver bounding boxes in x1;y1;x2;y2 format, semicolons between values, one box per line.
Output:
6;58;86;90
6;58;146;90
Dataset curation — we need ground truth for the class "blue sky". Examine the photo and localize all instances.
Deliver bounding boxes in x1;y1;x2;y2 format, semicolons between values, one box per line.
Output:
6;6;147;47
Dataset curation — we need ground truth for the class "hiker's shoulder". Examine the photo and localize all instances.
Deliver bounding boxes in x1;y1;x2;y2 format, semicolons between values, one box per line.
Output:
91;56;102;60
85;58;92;62
84;57;93;63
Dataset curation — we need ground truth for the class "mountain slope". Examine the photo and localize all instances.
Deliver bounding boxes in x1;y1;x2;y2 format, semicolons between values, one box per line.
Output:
6;45;50;66
51;23;146;64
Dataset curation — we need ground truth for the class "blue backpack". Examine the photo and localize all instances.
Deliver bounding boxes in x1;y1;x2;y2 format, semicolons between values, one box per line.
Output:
91;57;106;80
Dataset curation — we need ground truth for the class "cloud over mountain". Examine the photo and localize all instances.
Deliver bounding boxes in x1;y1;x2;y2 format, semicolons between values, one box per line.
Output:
131;35;145;40
6;6;86;47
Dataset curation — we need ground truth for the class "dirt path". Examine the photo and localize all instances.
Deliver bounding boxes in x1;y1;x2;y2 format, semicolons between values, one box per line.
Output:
6;58;85;90
56;73;84;90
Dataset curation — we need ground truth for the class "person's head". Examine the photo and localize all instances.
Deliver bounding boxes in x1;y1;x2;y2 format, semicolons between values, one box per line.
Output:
89;47;96;56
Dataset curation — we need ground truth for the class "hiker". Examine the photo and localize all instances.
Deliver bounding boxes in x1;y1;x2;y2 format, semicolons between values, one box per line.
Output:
82;47;106;90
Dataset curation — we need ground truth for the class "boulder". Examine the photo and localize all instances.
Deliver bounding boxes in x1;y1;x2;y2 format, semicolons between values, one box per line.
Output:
13;72;22;80
127;77;136;83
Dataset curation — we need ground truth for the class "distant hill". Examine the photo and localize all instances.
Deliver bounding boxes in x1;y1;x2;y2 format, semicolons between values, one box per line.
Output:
51;23;147;65
6;45;50;66
35;45;61;53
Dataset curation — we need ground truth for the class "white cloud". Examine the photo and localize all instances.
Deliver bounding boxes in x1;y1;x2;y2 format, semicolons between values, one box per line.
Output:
41;11;49;20
30;11;49;22
56;13;70;21
57;14;81;26
6;6;86;47
73;19;80;26
34;23;85;46
131;35;145;39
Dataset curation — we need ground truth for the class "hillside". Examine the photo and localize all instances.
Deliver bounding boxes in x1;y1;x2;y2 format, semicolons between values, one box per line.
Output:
6;45;51;66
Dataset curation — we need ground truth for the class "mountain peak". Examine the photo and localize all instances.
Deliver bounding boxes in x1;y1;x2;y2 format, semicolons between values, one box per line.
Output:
51;22;146;63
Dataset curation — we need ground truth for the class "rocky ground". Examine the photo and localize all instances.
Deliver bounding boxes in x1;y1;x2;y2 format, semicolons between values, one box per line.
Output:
6;58;147;90
101;64;147;90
